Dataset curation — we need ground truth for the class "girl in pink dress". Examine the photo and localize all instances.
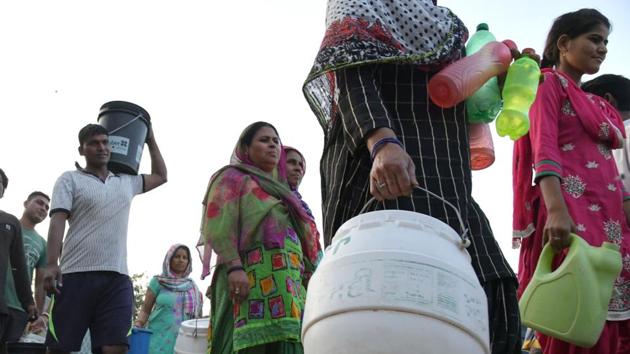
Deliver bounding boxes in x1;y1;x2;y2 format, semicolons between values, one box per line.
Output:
512;8;630;353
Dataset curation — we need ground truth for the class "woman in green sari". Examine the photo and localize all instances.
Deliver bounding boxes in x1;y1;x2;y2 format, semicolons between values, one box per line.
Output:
198;122;321;354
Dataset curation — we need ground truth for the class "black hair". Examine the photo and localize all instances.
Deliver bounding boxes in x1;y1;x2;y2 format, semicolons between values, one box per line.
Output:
78;124;109;145
0;168;7;189
240;121;279;148
26;191;50;202
541;9;611;68
582;74;630;111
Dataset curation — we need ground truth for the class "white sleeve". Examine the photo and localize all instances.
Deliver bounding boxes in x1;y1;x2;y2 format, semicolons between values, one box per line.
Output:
50;172;74;216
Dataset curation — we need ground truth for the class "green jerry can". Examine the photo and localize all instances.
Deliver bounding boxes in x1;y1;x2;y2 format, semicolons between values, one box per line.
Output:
519;233;622;348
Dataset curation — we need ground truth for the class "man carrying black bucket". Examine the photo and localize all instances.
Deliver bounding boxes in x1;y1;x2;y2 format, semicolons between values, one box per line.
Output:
0;169;38;354
43;120;167;354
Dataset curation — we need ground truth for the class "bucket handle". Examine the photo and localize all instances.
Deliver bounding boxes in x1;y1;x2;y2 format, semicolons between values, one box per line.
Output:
107;113;147;135
359;185;471;248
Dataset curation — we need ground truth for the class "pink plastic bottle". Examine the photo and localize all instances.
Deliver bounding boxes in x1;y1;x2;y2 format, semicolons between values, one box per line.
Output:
469;122;495;170
429;41;513;108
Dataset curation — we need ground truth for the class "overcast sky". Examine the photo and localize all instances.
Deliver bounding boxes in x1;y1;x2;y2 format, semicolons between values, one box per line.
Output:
1;0;628;310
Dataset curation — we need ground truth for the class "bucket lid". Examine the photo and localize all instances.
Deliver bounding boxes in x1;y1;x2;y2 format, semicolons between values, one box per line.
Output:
99;101;151;123
334;210;462;244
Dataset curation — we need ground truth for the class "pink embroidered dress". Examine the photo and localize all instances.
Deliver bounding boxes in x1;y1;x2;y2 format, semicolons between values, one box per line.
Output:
513;69;630;349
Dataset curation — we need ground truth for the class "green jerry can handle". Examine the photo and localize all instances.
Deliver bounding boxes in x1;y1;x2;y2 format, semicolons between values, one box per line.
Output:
536;233;620;278
536;233;577;277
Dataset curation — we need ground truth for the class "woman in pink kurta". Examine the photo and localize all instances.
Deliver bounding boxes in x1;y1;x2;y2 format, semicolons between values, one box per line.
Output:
512;8;630;354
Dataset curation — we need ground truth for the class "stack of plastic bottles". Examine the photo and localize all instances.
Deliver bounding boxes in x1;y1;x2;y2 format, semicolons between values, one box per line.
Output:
428;23;542;172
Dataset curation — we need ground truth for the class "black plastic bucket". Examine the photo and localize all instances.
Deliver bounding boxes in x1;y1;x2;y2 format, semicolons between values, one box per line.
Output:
6;342;47;354
97;101;151;175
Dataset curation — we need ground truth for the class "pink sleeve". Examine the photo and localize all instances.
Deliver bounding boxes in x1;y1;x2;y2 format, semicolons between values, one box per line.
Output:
530;73;564;183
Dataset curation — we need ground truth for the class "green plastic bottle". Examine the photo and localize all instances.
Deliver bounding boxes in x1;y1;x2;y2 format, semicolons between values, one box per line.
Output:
519;234;622;348
495;55;540;140
465;23;502;123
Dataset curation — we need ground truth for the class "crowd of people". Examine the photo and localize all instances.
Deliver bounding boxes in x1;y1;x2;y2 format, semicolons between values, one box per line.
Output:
1;1;630;354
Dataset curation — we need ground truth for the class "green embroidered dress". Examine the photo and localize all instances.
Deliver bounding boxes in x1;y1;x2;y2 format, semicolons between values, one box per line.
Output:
198;125;319;354
205;170;308;353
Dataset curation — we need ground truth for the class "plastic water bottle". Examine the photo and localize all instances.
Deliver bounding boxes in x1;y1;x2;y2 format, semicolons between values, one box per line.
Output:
465;24;502;123
495;55;540;140
469;122;495;170
428;41;512;108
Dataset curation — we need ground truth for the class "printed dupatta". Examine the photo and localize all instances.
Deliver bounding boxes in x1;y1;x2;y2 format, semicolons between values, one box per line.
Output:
303;0;468;130
512;69;625;245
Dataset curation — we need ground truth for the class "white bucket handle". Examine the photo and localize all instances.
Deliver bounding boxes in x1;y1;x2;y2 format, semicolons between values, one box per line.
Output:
360;185;471;248
108;114;147;135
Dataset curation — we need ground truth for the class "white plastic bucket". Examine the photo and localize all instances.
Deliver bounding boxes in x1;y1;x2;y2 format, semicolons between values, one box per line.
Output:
174;318;209;354
302;210;490;354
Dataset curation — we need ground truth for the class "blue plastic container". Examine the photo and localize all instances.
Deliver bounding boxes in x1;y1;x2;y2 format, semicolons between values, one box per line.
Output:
128;328;152;354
